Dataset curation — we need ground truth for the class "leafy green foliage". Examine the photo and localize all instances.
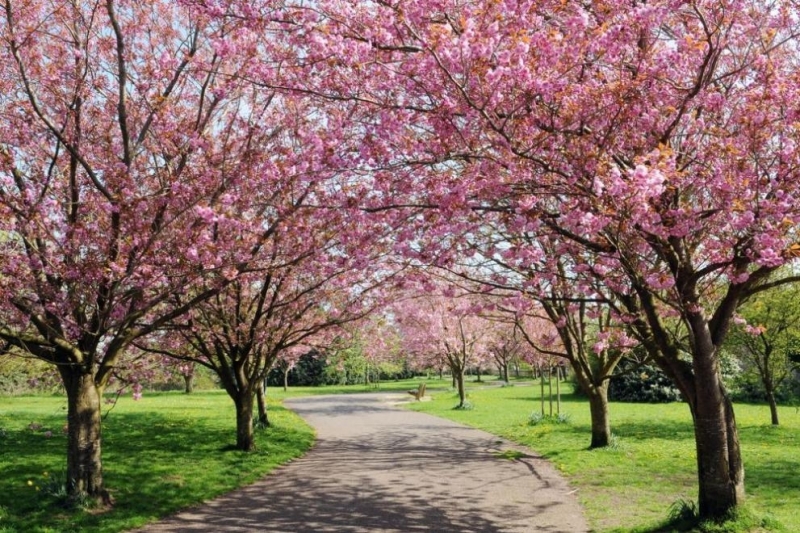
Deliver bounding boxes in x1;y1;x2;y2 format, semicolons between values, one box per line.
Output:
725;282;800;407
528;412;572;425
608;362;683;403
0;358;59;396
268;350;330;386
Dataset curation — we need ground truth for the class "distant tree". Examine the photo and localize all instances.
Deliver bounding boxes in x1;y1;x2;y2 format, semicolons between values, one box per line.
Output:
516;302;635;448
487;321;528;384
726;283;800;425
395;290;492;408
142;255;383;451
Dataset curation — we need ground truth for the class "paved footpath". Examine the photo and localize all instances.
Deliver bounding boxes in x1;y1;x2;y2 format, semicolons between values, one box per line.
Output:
135;393;588;532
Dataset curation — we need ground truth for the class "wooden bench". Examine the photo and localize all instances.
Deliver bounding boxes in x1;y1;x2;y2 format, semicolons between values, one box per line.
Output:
408;382;426;401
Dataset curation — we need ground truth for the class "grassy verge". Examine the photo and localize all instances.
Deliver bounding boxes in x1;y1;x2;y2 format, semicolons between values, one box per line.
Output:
404;382;800;532
264;374;523;400
0;390;314;533
265;376;454;398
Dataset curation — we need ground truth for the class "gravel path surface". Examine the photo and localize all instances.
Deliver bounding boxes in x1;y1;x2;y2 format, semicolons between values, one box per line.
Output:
134;393;588;532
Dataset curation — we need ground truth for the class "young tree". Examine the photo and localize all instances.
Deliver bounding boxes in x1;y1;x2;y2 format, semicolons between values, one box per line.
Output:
486;321;527;384
516;302;633;448
395;288;492;407
726;282;800;425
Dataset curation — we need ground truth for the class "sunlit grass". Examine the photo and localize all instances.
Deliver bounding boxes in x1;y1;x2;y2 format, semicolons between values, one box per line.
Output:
265;376;451;398
0;391;314;533
405;382;800;532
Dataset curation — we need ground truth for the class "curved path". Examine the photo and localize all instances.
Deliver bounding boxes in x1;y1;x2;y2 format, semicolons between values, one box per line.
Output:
136;393;588;532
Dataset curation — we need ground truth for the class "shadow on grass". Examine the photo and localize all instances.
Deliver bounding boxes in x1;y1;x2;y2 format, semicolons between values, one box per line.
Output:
507;392;588;404
609;419;695;442
0;404;313;533
745;457;800;494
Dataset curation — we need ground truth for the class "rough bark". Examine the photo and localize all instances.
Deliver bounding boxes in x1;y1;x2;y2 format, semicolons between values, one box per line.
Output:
234;393;256;451
59;365;105;503
683;344;745;519
559;342;620;449
256;380;270;428
586;383;611;449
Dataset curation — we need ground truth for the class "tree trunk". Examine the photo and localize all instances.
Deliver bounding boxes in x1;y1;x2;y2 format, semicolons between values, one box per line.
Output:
502;363;509;383
183;373;194;394
766;391;780;426
59;365;105;503
587;383;611;448
234;393;256;451
690;356;745;519
548;367;553;417
475;366;482;383
256;380;270;428
455;369;466;407
283;367;290;392
762;366;779;425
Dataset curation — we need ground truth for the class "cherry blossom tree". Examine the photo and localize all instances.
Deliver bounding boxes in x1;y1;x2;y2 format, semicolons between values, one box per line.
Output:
0;0;346;501
272;0;800;518
485;320;526;384
517;300;635;448
395;288;492;407
459;237;636;446
140;238;394;450
274;346;304;392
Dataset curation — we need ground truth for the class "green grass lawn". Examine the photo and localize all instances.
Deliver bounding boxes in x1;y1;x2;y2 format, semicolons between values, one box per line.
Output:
0;390;314;533
404;381;800;532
